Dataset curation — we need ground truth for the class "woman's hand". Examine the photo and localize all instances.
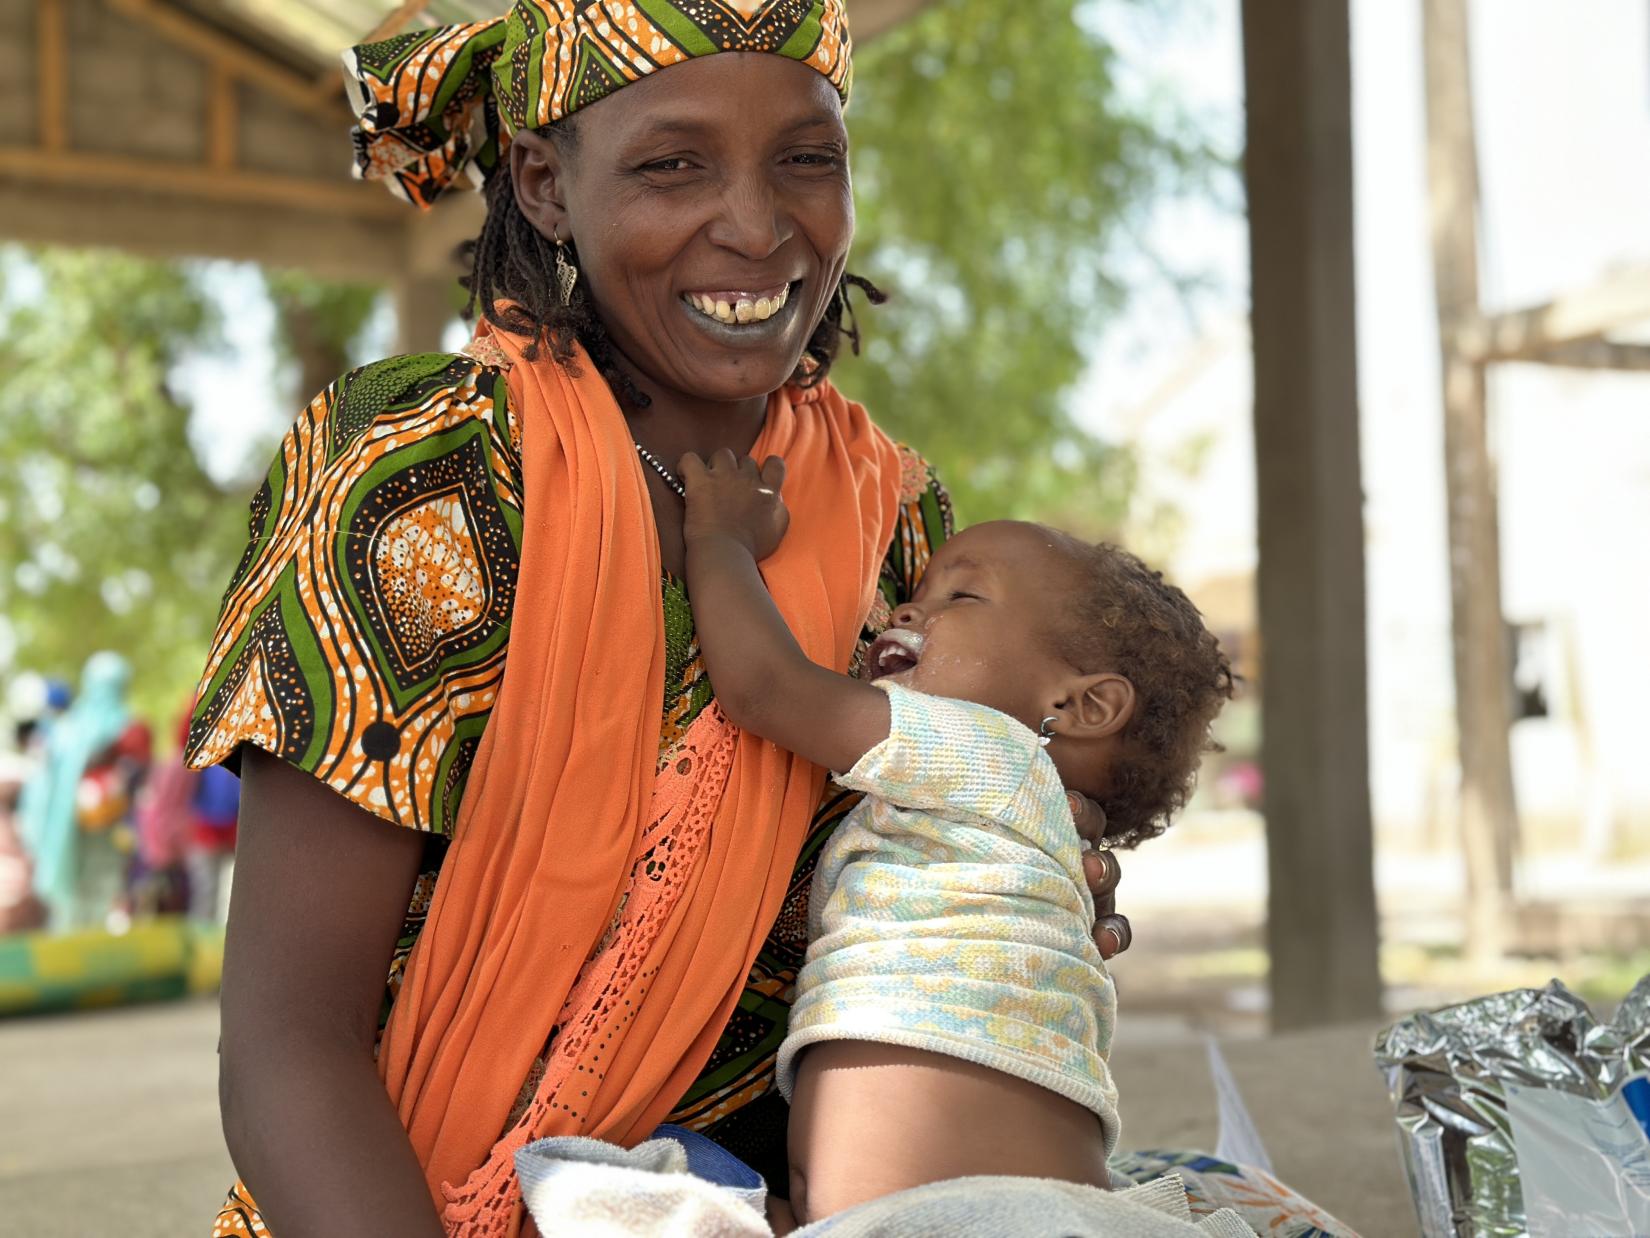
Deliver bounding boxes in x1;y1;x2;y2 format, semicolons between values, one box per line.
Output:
679;450;789;560
1068;791;1132;961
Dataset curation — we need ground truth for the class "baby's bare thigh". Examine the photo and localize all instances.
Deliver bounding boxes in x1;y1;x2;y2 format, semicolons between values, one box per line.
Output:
787;1041;1109;1224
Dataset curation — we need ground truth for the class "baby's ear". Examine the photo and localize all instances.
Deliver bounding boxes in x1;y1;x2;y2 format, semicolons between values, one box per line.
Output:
1056;672;1135;741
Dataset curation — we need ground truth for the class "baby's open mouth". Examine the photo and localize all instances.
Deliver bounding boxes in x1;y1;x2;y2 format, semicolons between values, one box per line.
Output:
867;628;924;681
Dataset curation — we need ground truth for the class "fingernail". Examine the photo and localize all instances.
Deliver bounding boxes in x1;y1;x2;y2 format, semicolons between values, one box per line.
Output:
1101;926;1123;955
1066;791;1083;816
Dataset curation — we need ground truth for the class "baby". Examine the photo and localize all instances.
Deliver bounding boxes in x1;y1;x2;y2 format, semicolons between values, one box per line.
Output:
679;449;1233;1228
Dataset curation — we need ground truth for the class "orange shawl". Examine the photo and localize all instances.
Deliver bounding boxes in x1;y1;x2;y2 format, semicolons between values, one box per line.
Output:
375;325;903;1236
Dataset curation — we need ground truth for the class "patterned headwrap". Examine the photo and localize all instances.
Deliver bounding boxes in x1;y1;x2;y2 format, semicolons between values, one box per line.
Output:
343;0;853;209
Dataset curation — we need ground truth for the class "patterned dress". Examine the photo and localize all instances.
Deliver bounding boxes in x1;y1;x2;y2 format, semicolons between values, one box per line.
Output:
187;350;1356;1238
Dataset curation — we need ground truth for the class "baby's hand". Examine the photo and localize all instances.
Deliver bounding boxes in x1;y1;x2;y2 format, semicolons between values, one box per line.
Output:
679;450;790;561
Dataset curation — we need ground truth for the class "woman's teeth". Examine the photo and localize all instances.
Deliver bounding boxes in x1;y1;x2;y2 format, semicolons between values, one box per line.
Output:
684;285;790;326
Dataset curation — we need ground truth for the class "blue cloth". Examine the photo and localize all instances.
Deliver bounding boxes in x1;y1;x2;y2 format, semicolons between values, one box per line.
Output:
192;763;240;828
650;1124;766;1193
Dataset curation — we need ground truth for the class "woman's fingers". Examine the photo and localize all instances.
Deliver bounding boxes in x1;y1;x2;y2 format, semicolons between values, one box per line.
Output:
1068;796;1130;960
1082;849;1131;960
1081;846;1120;901
1067;790;1109;848
1095;914;1133;961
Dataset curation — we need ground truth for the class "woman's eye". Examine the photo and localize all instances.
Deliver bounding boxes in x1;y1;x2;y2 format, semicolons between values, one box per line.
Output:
949;590;982;602
788;150;845;169
640;157;694;173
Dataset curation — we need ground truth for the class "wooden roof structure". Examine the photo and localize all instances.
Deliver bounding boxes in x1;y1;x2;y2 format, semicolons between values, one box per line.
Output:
0;0;930;323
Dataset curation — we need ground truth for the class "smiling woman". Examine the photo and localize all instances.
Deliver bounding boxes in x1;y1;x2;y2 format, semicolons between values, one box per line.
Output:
175;3;1255;1238
185;5;978;1236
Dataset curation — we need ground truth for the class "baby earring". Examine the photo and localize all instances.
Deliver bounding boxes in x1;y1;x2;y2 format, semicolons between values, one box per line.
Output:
1038;716;1058;747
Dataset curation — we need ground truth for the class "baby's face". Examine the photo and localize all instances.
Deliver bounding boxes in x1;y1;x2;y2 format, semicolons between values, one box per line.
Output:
865;521;1082;730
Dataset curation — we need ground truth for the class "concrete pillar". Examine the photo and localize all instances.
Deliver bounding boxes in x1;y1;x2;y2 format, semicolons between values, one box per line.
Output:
1242;0;1383;1029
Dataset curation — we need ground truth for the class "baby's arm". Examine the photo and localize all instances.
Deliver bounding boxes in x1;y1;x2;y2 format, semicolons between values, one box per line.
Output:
679;450;891;771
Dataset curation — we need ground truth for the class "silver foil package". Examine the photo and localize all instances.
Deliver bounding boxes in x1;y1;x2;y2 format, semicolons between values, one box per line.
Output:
1373;974;1650;1237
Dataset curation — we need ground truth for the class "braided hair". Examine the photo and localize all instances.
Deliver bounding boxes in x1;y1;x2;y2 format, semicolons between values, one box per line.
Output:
460;118;884;408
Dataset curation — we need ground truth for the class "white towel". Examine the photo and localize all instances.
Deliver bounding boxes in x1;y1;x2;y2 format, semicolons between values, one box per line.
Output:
516;1136;1258;1237
516;1135;769;1237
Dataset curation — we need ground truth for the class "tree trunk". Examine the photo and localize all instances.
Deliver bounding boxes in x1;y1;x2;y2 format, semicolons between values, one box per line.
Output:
276;293;353;406
1421;0;1519;963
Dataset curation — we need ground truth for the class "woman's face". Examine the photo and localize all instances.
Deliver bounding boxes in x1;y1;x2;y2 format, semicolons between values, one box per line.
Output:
515;54;854;406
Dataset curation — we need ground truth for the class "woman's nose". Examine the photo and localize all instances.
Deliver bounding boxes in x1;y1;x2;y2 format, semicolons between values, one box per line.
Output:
706;173;793;260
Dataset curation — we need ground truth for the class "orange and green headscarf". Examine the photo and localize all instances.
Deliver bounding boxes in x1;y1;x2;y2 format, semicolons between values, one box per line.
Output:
343;0;853;209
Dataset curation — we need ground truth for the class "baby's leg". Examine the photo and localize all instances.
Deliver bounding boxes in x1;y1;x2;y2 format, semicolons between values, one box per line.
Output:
786;1041;1110;1225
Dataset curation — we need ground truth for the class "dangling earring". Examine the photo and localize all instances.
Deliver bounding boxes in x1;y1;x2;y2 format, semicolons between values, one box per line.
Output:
554;234;578;306
1038;716;1059;748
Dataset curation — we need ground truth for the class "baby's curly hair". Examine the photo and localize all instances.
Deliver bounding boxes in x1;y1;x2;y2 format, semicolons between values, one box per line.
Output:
460;117;883;408
1056;540;1235;849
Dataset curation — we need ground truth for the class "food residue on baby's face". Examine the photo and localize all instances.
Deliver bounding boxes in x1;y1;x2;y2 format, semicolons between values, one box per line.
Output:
871;522;1080;729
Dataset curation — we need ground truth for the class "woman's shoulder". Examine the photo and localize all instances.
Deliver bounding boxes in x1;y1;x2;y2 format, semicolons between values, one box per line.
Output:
185;347;526;834
308;347;519;462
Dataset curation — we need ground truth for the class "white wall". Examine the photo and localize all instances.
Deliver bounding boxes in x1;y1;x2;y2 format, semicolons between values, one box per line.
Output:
1082;0;1650;853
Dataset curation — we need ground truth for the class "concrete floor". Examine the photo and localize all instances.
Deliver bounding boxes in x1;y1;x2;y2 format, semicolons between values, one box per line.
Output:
0;999;1416;1236
1;1000;232;1237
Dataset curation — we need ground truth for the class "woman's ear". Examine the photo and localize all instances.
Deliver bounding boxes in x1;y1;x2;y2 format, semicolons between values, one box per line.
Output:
1050;673;1135;742
509;129;571;242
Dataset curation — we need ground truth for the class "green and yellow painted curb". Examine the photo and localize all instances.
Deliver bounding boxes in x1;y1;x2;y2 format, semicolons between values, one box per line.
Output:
0;917;225;1016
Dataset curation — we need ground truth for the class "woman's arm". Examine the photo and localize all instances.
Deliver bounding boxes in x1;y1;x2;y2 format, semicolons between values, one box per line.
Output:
680;450;891;772
219;748;445;1238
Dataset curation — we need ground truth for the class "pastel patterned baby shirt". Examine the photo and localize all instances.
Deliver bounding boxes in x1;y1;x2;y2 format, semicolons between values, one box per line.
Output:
775;680;1121;1153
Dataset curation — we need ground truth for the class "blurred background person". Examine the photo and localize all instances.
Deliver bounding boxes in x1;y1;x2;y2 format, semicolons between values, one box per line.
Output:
17;652;150;930
117;704;200;924
0;675;53;935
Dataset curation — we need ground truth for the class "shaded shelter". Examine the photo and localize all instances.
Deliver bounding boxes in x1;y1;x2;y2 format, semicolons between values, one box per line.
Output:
0;0;933;351
1;0;1388;1030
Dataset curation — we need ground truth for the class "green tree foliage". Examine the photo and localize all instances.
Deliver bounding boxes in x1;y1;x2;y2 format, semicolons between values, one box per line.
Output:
0;250;242;724
840;0;1206;531
0;251;388;725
